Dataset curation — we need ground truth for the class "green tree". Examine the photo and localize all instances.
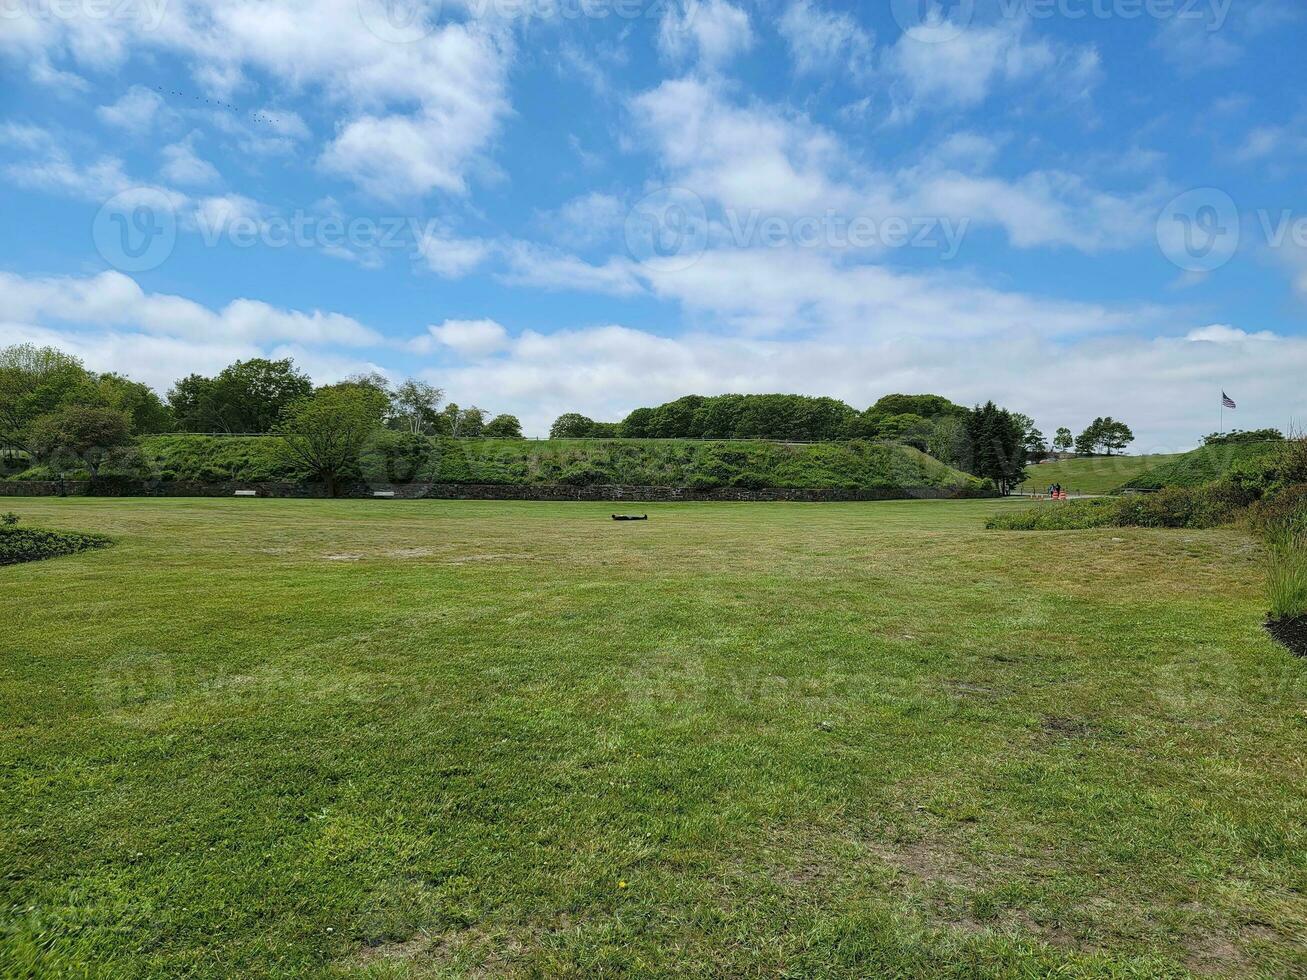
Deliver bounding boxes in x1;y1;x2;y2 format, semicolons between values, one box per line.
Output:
866;393;967;421
458;407;487;438
482;414;523;438
927;416;970;470
1011;414;1048;463
1097;417;1134;455
550;413;597;438
278;384;389;496
27;405;133;477
1075;419;1104;456
91;373;173;433
964;401;1026;495
169;358;311;432
618;407;655;438
391;379;444;435
877;413;933;451
1074;417;1133;455
0;344;92;451
1053;427;1074;453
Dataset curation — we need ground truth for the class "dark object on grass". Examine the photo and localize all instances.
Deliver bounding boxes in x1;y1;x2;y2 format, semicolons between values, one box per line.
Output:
612;514;648;521
1265;616;1307;658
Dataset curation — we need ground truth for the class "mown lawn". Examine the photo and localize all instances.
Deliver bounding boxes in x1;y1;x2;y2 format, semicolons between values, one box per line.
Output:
1;498;1304;978
1019;455;1184;495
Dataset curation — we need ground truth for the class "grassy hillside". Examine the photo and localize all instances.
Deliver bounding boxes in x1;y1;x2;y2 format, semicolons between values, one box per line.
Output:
1122;441;1283;490
11;435;991;493
1019;454;1183;494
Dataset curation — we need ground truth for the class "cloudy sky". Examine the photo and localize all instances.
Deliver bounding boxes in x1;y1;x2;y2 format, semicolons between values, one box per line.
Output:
1;0;1305;445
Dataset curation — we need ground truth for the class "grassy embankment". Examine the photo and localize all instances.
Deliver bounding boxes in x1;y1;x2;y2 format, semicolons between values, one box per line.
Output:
1018;454;1182;495
9;435;990;494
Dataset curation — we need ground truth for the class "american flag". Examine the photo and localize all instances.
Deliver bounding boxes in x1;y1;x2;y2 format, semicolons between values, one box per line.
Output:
1222;392;1237;409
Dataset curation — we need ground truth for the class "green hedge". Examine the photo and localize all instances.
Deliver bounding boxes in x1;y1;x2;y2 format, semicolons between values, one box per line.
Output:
0;514;112;566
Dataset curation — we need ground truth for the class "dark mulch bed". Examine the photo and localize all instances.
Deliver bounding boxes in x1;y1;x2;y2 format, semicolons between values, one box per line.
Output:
1264;616;1307;658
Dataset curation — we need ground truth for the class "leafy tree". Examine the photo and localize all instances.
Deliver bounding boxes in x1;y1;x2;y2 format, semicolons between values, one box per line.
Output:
457;407;486;438
0;344;92;451
617;407;655;438
169;358;311;432
1010;414;1048;463
1075;417;1135;456
27;406;133;476
927;416;970;470
866;393;967;421
1074;420;1102;456
482;414;523;438
91;373;173;433
964;401;1026;494
1098;418;1134;455
648;395;707;438
551;413;597;438
278;384;388;496
1053;427;1074;453
391;379;444;435
876;413;933;451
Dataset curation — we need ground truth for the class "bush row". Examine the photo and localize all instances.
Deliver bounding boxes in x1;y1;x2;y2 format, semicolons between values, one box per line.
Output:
0;513;112;566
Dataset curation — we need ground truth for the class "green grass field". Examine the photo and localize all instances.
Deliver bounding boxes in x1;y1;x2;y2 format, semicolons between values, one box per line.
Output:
1019;455;1184;495
2;499;1304;978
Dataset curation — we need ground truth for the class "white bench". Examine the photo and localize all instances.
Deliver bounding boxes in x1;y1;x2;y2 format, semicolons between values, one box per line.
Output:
233;490;257;497
372;491;396;498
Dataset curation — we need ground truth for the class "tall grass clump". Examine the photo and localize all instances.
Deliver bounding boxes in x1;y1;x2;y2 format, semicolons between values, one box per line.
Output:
1264;528;1307;620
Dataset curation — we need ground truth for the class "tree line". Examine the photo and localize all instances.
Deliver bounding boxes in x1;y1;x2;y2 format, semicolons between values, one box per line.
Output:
2;344;1138;496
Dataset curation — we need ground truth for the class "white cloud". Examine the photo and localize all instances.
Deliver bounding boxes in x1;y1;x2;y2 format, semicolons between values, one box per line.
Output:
0;269;381;347
630;77;1162;254
96;85;166;132
161;135;221;186
779;0;873;77
886;19;1100;118
1;0;513;200
415;318;510;357
499;242;644;296
541;192;626;248
658;0;754;69
416;228;494;278
1186;324;1277;343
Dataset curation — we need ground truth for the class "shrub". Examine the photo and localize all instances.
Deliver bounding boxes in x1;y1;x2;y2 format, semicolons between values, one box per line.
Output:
1247;483;1307;540
986;499;1119;530
558;464;610;486
359;431;437;485
0;515;112;565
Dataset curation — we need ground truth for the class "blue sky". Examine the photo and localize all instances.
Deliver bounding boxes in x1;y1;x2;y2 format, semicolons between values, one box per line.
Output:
1;0;1305;443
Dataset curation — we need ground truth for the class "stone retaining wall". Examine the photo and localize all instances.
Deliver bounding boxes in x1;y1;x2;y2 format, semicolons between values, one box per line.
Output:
0;479;994;503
